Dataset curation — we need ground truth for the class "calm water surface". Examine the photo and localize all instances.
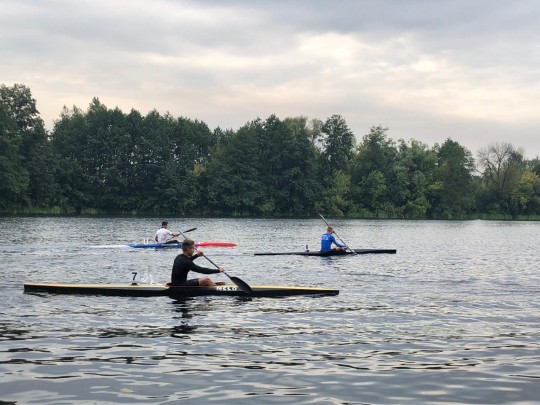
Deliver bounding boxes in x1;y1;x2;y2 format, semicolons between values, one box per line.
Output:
0;217;539;404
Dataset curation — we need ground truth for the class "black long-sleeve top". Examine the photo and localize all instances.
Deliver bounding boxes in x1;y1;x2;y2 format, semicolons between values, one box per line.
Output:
171;253;220;285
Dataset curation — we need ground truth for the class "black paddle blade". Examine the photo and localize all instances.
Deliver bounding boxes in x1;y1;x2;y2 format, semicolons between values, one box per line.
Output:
183;227;197;233
225;273;253;295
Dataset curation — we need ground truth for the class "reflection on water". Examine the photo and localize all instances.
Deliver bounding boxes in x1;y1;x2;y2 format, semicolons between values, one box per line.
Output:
0;218;539;404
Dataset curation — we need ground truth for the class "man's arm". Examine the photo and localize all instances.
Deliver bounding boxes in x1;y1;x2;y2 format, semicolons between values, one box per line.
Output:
188;261;220;275
330;234;345;248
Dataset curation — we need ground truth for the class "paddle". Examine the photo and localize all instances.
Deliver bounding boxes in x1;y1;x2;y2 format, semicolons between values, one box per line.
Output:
165;227;197;243
197;253;253;295
176;230;253;295
318;213;356;255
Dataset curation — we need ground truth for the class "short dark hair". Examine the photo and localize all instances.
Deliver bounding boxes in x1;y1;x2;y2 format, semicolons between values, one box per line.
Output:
182;239;195;251
162;221;168;227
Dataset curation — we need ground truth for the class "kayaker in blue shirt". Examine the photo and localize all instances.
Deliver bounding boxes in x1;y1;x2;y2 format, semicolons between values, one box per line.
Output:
321;226;348;252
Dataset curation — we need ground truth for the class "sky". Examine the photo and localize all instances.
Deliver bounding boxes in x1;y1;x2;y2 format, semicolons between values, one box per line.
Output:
2;0;540;158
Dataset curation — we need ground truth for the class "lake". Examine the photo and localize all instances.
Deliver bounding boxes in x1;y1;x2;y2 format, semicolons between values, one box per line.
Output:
1;217;539;404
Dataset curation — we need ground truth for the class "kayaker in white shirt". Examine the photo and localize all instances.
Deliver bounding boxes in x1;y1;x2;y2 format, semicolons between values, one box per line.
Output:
155;221;180;244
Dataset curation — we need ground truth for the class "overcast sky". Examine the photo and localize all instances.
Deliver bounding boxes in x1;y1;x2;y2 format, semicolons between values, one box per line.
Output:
2;0;539;157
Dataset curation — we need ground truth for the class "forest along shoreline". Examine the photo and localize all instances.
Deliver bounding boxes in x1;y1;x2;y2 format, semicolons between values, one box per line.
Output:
2;83;540;220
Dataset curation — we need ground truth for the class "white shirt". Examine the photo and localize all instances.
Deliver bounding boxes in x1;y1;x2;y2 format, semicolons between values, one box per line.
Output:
155;228;173;243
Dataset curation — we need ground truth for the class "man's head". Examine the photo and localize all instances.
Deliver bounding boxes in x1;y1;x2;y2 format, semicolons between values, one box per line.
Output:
182;239;195;253
327;226;334;233
162;221;169;228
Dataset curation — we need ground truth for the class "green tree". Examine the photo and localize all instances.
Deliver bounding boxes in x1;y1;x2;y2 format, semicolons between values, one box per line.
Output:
205;121;265;215
430;139;476;218
360;170;387;214
50;106;91;212
168;116;217;212
275;116;320;215
52;99;135;212
0;83;55;209
205;115;320;216
530;158;540;177
0;101;29;208
477;142;525;215
351;126;399;216
396;139;437;218
128;109;174;212
314;170;351;217
256;115;318;215
510;171;540;216
319;114;355;174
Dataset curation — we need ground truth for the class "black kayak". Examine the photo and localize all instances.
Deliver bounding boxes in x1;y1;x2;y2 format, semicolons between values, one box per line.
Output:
23;283;339;298
254;248;397;256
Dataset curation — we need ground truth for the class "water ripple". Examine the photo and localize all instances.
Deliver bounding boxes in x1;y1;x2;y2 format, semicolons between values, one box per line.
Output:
1;218;539;404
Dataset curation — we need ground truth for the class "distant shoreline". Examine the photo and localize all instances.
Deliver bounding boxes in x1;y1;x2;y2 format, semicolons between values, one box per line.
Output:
1;210;538;221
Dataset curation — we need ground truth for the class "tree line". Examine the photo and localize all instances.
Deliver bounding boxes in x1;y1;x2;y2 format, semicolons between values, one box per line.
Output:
1;83;539;219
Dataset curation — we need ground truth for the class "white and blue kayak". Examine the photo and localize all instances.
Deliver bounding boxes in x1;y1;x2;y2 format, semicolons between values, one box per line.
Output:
128;241;237;249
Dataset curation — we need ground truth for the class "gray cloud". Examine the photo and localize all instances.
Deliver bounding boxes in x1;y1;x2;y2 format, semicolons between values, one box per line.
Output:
1;0;539;157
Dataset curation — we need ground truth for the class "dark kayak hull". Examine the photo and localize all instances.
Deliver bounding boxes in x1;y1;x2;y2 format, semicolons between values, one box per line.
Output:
23;283;339;298
128;241;237;249
254;248;397;256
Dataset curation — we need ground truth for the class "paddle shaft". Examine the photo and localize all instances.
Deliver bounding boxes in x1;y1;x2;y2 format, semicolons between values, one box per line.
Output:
318;213;356;254
176;230;253;295
165;227;197;242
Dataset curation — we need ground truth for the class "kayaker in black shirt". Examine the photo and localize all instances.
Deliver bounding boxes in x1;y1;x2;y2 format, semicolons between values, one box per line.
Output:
171;239;224;287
